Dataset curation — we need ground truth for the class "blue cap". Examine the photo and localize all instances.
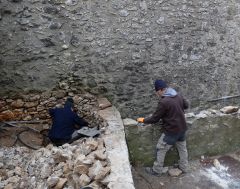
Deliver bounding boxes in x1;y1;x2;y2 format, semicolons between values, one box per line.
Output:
154;80;168;91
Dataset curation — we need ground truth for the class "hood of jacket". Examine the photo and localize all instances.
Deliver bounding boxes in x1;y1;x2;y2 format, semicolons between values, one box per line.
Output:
163;87;177;97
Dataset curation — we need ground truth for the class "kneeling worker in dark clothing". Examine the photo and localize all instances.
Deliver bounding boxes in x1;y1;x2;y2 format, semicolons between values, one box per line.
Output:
48;97;89;146
137;79;189;176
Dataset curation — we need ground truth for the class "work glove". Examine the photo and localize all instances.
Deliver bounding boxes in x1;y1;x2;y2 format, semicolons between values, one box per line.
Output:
137;117;144;123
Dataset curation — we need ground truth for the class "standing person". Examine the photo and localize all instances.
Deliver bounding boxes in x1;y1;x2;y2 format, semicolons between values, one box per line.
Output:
137;79;189;176
48;97;89;146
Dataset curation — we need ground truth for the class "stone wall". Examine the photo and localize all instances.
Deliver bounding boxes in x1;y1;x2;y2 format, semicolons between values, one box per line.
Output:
125;109;240;166
1;0;240;117
0;89;106;129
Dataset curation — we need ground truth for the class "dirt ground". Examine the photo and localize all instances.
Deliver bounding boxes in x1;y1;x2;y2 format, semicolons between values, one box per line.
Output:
0;123;49;149
132;152;240;189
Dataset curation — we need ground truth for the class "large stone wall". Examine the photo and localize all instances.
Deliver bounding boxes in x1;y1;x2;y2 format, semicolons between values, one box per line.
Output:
1;0;240;117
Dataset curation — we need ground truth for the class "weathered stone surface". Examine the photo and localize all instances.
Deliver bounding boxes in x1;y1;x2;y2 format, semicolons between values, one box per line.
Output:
24;101;38;108
63;163;72;175
54;178;67;189
0;100;7;110
14;166;22;176
47;176;59;188
1;0;240;119
0;110;15;121
51;91;66;99
98;98;112;110
4;184;13;189
86;139;98;151
123;118;138;126
29;95;41;102
40;164;52;179
22;115;32;121
220;106;239;114
88;181;101;189
95;166;111;181
94;150;107;161
168;168;182;177
79;174;91;187
88;160;103;179
213;159;221;169
73;164;89;175
10;99;24;108
52;150;71;163
99;106;135;188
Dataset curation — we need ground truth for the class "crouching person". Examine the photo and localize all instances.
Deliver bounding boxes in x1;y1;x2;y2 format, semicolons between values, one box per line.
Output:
48;97;89;146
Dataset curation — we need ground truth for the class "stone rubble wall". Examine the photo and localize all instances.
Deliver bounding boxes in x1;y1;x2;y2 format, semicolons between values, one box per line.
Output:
0;87;106;129
1;0;240;117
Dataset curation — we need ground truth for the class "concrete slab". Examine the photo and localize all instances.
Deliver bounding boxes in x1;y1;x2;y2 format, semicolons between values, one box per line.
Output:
99;106;135;189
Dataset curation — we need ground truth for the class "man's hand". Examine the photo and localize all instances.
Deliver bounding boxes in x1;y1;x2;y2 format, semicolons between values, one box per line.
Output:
137;117;144;123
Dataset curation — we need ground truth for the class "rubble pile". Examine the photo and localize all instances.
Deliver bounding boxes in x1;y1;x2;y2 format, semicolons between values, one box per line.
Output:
0;83;114;188
0;137;111;189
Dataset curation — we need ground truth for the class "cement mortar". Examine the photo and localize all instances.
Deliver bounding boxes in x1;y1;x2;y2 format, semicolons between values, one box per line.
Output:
1;0;240;117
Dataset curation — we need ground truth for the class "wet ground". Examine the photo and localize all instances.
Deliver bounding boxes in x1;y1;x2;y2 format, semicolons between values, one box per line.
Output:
132;152;240;189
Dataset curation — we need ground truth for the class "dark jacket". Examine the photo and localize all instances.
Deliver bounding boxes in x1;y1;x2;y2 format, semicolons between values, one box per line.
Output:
48;104;88;140
144;89;188;134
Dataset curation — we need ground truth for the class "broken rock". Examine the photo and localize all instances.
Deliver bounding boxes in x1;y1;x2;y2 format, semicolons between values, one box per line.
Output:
73;164;89;175
168;168;182;177
47;176;59;188
40;164;52;179
98;98;112;110
88;160;103;179
213;159;221;169
0;110;15;121
11;99;24;108
220;106;239;114
94;149;107;161
123;118;138;126
79;174;91;187
86;139;98;151
95;166;111;181
54;178;67;189
4;184;13;189
24;101;39;108
74;154;86;163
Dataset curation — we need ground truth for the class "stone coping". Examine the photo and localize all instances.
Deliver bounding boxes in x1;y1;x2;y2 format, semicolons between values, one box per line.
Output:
98;106;135;189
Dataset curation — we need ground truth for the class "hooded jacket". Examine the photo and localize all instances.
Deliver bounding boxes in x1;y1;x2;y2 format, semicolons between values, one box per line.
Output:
48;104;88;140
144;88;188;134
